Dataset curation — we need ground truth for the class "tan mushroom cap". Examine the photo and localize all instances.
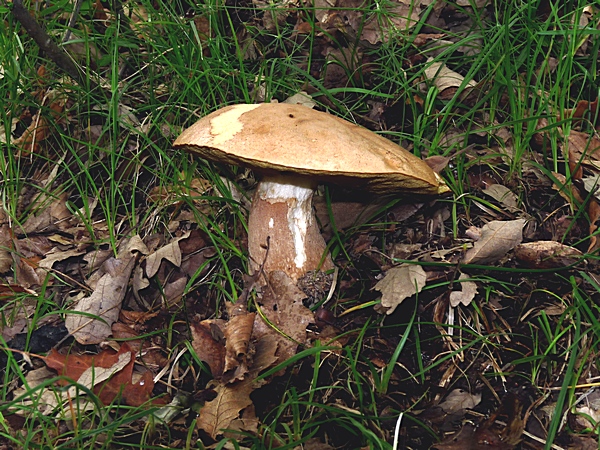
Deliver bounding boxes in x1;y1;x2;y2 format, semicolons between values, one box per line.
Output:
173;103;449;195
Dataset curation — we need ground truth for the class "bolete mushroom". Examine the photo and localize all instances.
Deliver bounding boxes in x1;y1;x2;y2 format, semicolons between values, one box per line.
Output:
174;103;448;282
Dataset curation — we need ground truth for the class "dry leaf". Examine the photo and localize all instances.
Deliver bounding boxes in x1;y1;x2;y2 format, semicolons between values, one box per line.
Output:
14;255;43;288
12;367;61;415
192;297;278;436
313;197;384;239
439;389;482;414
424;59;477;95
568;435;600;450
588;199;600;253
449;273;478;307
145;232;189;278
456;0;488;7
361;2;421;45
462;219;525;265
223;312;255;376
425;155;450;174
566;130;600;179
433;394;523;450
582;175;600;200
44;343;165;407
572;394;600;431
163;276;187;306
483;184;519;211
65;236;148;344
13;90;66;155
0;223;13;273
563;97;598;126
551;171;585;205
38;248;85;269
197;379;254;439
374;264;427;315
20;192;71;234
514;241;583;269
190;320;226;378
283;91;316;108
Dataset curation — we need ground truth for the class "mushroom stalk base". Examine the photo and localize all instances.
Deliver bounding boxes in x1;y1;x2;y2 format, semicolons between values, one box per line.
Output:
248;176;334;281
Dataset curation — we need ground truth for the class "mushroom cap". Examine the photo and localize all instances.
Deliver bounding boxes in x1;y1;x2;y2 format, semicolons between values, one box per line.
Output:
173;103;449;195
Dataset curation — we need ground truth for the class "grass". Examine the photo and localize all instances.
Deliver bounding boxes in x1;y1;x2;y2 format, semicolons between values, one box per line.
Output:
1;0;600;448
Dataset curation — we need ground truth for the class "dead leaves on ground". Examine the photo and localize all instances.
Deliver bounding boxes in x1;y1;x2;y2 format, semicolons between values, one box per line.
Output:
374;218;525;314
374;264;427;315
44;343;166;407
0;165;326;441
433;394;524;450
0;193;221;419
462;219;525;265
11;342;167;419
191;271;315;438
65;236;146;344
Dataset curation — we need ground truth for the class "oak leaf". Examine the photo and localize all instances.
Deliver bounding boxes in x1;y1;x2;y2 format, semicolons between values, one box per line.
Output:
463;219;525;265
374;264;427;315
449;274;478;307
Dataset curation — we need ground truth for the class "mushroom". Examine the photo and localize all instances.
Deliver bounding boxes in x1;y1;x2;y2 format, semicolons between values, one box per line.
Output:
173;103;448;283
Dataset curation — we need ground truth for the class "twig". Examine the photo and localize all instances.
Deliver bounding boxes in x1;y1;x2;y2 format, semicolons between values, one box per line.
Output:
12;0;98;91
62;0;86;43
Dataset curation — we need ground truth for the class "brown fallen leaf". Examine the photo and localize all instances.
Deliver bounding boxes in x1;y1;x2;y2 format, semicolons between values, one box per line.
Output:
191;320;227;379
19;192;72;235
14;254;43;288
425;155;450;174
65;235;149;344
424;59;477;98
483;184;519;211
0;222;13;273
588;199;600;253
45;343;165;407
13;89;67;155
439;388;482;414
433;394;523;449
223;311;255;378
449;273;478;307
194;317;278;438
514;241;583;269
360;2;420;45
144;231;196;278
0;284;37;301
194;271;399;440
568;435;600;450
562;97;598;127
374;264;427;315
197;379;255;440
571;388;600;431
38;248;86;270
462;219;526;265
566;129;600;179
313;196;384;240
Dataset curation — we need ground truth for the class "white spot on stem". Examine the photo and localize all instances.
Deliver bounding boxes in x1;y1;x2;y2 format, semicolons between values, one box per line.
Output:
256;177;315;270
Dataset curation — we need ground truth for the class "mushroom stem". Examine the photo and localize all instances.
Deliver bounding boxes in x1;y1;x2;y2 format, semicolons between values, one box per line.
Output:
248;175;334;281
